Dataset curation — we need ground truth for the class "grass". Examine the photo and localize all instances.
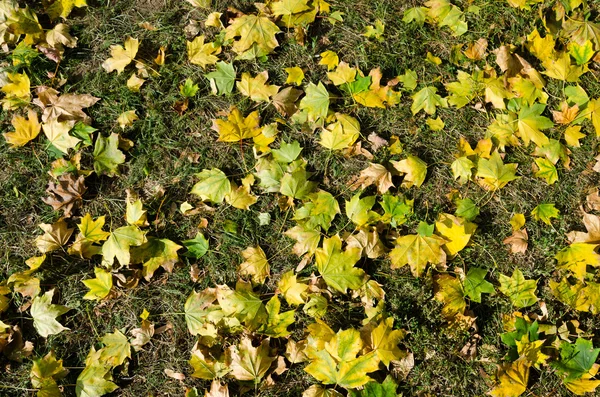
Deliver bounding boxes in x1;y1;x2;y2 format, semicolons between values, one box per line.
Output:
2;0;600;396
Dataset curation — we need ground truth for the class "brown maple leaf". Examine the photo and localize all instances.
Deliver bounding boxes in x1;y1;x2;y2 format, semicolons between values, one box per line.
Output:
350;163;394;194
503;228;528;253
33;86;100;123
272;87;302;117
42;174;87;217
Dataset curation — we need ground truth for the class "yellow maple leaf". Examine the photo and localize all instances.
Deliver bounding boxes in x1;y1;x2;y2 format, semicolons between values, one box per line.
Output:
102;37;139;74
212;107;261;142
435;213;477;257
238;246;270;284
391;155;427;188
3;108;40;147
327;62;357;86
285;66;304;86
187;35;221;69
319;50;339;70
488;359;530;397
236;71;280;102
389;223;447;277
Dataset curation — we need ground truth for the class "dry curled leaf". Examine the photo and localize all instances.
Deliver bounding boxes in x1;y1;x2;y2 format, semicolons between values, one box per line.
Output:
42;174;86;218
33;86;100;123
503;229;528;254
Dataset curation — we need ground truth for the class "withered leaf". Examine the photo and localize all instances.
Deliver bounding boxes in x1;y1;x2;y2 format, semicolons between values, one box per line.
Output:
42;174;86;218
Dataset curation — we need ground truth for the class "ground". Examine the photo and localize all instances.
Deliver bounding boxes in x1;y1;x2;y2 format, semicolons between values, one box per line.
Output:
2;0;600;396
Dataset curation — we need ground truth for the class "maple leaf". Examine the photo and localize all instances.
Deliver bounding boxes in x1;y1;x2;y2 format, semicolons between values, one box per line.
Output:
294;190;340;231
280;168;317;200
237;71;280;102
380;194;413;227
315;235;365;293
126;74;145;92
531;203;559;225
411;86;447;115
476;151;519;191
463;267;495;303
42;173;86;218
346;227;386;259
503;229;528;254
224;14;281;59
116;110;138;130
30;350;69;397
217;283;267;329
102;37;139;74
212;107;261;142
191;168;232;204
499;269;538;308
273;86;303;116
101;225;147;268
258;296;295;337
435;213;477;256
82;267;113;300
361;317;406;367
35;218;74;253
515;103;553;147
184;289;220;336
131;237;182;280
1;72;31;109
351;163;394;194
205;61;236;95
319;114;360;151
189;346;230;379
46;0;87;20
93;133;126;176
391;155;427;188
229;337;276;383
238;246;270;284
319;50;339;70
389;222;447;277
434;274;466;320
305;328;380;389
42;120;80;154
98;329;131;367
3;108;40;147
30;289;70;338
488;359;530;397
33;86;100;123
183;232;209;259
345;194;379;227
285;224;321;257
285;66;304;85
187;35;220;69
125;198;148;227
76;348;119;397
299;82;330;121
278;270;308;305
68;213;108;258
555;243;600;280
552;338;600;382
533;158;558;185
564;363;600;395
568;212;600;244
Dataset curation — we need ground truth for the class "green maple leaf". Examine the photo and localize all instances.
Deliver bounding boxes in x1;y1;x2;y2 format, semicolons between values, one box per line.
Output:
205;62;236;95
272;140;302;163
380;194;413;227
499;269;538;308
463;267;495;303
82;267;113;300
130;237;182;280
531;203;560;225
299;82;330;121
455;198;480;221
279;168;317;200
349;375;401;397
183;232;209;259
516;103;554;147
315;235;365;293
93;133;125;176
345;193;379;227
99;329;131;367
411;86;448;115
257;296;295;337
534;158;558;184
294;190;340;231
552;338;600;381
190;168;231;204
184;289;220;335
30;289;71;338
305;329;381;389
217;284;267;330
475;151;519;190
101;225;146;268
